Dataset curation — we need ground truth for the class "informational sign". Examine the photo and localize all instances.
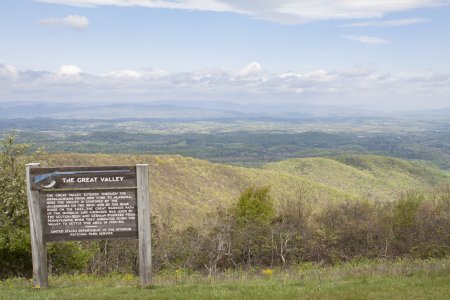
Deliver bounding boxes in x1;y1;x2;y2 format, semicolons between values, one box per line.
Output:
30;166;138;242
40;189;138;241
26;164;152;288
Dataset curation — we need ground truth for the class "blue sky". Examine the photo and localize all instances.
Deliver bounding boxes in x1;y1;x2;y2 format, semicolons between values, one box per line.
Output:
1;0;450;110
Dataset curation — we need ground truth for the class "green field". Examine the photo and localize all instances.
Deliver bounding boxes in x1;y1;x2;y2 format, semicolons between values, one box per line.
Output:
1;259;449;300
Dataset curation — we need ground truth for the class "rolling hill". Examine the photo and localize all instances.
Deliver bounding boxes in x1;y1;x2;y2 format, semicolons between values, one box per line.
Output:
42;153;449;227
264;155;449;201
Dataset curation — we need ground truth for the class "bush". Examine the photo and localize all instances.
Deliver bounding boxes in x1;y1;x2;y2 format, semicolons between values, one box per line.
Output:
47;242;94;275
0;133;36;278
151;185;449;272
0;133;94;278
233;186;275;224
314;200;386;263
390;190;426;256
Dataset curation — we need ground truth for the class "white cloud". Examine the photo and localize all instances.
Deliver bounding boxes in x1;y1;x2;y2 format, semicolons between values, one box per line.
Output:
35;0;450;24
36;0;232;11
1;62;450;110
58;65;82;75
38;15;90;30
0;64;18;79
343;35;389;45
344;18;428;27
104;69;170;79
278;70;336;82
106;69;142;79
236;62;263;78
302;70;337;82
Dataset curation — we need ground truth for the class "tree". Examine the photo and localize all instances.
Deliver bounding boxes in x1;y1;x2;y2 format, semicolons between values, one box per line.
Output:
231;186;275;267
234;186;274;224
0;132;92;278
0;132;37;277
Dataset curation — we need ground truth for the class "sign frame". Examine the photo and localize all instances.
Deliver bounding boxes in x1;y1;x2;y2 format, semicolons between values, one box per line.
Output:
26;163;152;288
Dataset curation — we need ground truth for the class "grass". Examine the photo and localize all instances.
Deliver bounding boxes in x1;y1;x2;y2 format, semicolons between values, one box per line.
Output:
1;258;449;299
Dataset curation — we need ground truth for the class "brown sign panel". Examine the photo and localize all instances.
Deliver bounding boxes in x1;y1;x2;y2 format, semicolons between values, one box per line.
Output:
30;166;137;191
31;166;138;242
40;189;138;242
26;164;152;288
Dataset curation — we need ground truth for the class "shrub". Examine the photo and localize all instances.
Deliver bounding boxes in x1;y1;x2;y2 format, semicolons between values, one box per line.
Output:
233;186;275;224
0;133;94;278
0;133;36;278
314;200;386;263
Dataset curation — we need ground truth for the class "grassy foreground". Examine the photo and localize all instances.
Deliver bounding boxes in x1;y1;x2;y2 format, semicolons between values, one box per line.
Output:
1;259;449;300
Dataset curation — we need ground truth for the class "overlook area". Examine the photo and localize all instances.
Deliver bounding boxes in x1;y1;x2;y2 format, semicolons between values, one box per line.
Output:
1;0;450;298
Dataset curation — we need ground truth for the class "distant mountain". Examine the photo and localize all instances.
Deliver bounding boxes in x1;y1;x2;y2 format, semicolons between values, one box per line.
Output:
0;101;378;120
400;107;450;119
1;100;448;120
0;102;234;119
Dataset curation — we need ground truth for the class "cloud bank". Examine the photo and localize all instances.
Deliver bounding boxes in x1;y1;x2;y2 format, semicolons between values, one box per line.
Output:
38;15;90;30
344;18;428;27
343;35;389;45
1;63;449;110
35;0;450;24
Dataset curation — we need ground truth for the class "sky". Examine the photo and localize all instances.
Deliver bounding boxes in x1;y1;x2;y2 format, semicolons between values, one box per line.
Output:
1;0;450;110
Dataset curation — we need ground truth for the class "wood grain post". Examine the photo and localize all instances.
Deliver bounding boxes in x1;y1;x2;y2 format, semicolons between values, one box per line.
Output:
136;164;152;287
26;163;48;288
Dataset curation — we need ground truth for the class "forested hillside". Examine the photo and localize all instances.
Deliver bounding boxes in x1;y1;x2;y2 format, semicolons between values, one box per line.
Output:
42;153;449;227
265;156;449;201
44;153;351;227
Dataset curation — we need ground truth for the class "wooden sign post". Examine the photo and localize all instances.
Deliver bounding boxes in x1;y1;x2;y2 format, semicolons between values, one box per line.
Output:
26;164;152;288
